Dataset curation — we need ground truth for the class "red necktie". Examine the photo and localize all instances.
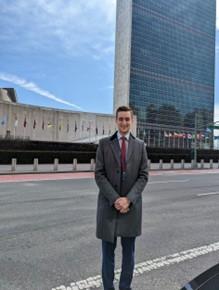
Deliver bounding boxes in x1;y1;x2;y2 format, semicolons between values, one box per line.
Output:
121;136;126;172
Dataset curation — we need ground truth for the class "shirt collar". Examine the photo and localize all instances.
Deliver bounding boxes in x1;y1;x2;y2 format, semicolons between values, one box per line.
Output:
117;131;130;141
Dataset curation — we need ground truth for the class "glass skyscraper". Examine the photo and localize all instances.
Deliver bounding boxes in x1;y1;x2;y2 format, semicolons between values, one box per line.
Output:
114;0;216;149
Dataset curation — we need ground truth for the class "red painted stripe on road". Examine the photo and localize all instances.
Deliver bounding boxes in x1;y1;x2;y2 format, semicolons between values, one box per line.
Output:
0;172;94;183
0;169;219;183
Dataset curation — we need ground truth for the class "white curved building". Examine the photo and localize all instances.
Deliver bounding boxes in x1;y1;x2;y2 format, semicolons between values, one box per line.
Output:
0;89;136;143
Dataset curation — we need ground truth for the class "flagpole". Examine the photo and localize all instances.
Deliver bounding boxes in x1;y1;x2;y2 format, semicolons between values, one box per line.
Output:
194;113;198;168
158;129;161;147
33;123;35;141
148;129;150;147
143;128;146;143
153;130;156;147
89;121;91;143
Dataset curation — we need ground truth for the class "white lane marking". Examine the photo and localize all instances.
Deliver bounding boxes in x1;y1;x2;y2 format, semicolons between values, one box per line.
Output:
51;241;219;290
197;191;219;197
23;183;37;186
149;179;190;184
153;170;219;176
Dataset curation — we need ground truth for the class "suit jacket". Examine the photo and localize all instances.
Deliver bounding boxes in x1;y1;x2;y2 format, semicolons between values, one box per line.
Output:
95;131;149;243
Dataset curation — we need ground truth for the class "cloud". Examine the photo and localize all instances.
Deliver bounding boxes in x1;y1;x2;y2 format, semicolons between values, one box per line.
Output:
0;0;116;59
0;72;83;110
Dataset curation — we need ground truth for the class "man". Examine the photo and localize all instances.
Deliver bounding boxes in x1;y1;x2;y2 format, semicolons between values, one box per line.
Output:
95;106;149;290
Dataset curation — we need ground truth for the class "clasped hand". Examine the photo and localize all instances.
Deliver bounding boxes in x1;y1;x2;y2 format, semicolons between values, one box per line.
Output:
114;197;130;213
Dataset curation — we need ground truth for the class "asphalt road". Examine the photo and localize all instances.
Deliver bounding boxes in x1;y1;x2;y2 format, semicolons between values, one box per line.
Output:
0;170;219;290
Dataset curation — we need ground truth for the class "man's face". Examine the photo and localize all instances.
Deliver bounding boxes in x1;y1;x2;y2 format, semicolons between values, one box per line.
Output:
116;111;133;135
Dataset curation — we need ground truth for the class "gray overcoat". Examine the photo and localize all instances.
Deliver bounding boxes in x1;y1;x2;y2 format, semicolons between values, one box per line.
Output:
95;131;148;243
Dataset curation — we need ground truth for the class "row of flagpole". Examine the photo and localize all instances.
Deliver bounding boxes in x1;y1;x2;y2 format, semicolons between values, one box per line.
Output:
0;114;116;141
139;128;213;149
1;114;218;148
0;115;115;132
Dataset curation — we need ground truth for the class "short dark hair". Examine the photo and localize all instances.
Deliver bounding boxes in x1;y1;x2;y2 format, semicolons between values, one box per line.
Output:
116;106;133;119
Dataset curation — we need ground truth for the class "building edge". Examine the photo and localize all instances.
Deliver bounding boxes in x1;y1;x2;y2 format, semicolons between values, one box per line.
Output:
113;0;132;113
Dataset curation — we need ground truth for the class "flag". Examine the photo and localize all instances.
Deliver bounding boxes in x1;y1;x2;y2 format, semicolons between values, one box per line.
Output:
164;131;169;137
33;120;36;129
47;121;53;128
23;117;27;128
58;120;63;131
0;115;7;126
14;117;18;128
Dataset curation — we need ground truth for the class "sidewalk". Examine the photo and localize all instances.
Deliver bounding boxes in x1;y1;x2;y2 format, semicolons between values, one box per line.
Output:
0;162;218;175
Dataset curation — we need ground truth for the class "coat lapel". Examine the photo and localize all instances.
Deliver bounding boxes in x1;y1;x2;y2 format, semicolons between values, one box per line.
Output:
109;131;136;166
109;131;121;166
126;133;135;164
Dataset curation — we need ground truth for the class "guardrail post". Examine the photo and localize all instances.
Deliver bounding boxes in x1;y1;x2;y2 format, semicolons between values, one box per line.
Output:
170;159;174;169
54;158;59;171
73;158;77;171
159;159;163;169
90;158;95;171
11;158;17;171
33;158;38;171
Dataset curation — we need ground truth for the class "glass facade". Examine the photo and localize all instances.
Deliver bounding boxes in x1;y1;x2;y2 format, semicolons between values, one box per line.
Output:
129;0;216;149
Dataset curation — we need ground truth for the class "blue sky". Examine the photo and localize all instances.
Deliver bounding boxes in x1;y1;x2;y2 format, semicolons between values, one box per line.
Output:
0;0;219;120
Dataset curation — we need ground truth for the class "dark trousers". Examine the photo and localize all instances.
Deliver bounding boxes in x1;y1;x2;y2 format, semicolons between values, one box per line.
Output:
102;237;136;290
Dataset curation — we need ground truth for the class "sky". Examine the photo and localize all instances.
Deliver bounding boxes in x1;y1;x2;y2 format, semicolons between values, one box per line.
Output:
0;0;219;120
